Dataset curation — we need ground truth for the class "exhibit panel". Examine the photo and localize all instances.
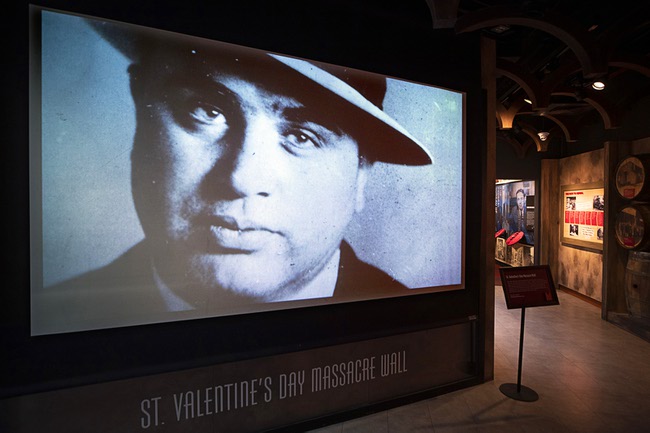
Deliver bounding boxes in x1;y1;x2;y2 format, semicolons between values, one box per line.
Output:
560;182;604;251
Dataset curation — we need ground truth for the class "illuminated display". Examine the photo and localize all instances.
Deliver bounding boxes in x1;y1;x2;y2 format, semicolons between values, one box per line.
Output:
31;9;465;335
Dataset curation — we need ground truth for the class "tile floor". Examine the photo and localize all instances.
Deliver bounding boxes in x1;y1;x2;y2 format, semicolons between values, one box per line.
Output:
307;286;650;433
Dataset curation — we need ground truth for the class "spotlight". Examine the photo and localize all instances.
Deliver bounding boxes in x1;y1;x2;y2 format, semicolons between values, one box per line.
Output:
537;131;550;141
592;81;605;90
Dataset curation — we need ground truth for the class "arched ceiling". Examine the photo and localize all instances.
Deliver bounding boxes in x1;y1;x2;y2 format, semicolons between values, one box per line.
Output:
424;0;650;152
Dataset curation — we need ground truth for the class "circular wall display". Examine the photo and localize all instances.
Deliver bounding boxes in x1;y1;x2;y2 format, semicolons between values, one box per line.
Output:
615;155;650;200
615;205;650;250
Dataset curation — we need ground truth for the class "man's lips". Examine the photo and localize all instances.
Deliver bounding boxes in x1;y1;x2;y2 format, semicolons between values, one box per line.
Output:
199;215;278;252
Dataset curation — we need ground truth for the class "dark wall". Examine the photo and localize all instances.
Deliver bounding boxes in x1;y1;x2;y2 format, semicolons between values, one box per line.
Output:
3;0;486;399
496;138;547;181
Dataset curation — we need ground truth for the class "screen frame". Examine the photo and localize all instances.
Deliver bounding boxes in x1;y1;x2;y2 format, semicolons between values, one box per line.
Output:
3;3;486;400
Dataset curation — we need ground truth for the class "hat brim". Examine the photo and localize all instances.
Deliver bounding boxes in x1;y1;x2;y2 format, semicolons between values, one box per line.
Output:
268;54;433;166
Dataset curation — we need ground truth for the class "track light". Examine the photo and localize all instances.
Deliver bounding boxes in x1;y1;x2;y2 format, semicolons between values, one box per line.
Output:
591;80;605;90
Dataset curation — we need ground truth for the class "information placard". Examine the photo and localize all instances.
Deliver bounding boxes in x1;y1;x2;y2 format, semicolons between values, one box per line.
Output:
499;265;559;310
560;182;604;251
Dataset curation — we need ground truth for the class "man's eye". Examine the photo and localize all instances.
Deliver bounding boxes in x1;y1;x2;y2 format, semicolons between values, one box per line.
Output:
189;102;226;125
283;129;322;151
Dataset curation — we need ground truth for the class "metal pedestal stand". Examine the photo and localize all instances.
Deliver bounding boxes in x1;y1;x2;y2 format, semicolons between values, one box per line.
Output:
499;307;539;402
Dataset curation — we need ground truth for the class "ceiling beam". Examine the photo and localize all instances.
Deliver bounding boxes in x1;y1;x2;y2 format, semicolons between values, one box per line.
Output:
455;6;607;78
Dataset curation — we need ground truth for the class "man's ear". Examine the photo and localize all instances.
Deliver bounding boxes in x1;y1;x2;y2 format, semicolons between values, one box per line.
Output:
354;157;372;213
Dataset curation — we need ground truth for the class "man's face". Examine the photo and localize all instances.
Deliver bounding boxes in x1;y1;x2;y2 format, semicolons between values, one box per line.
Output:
130;61;369;305
516;192;525;211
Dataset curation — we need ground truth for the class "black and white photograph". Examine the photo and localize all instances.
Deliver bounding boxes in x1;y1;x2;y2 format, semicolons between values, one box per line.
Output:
495;237;507;262
592;195;604;211
31;10;465;335
566;196;576;210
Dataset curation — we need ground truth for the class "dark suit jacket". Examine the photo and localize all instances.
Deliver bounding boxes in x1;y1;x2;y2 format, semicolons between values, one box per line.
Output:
508;207;533;244
32;241;409;335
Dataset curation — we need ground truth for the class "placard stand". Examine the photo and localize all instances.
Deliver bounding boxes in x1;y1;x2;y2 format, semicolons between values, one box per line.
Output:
499;307;538;402
498;265;559;403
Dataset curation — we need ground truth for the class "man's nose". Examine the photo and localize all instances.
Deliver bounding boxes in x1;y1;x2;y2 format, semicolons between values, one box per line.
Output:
227;116;281;198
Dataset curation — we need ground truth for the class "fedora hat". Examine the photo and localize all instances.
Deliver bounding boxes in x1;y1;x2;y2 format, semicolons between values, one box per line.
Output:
89;17;433;166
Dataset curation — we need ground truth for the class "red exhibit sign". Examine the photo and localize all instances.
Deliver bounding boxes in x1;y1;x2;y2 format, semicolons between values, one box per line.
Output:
499;265;559;309
495;228;506;238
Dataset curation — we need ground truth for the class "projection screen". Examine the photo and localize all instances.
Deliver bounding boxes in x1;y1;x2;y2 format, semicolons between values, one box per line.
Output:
30;8;466;335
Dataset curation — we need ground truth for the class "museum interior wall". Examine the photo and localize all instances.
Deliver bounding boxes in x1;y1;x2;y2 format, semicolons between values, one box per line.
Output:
501;90;650;341
550;149;605;302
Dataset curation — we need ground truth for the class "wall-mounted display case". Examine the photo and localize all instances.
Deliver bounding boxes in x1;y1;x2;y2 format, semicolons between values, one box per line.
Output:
495;180;535;267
